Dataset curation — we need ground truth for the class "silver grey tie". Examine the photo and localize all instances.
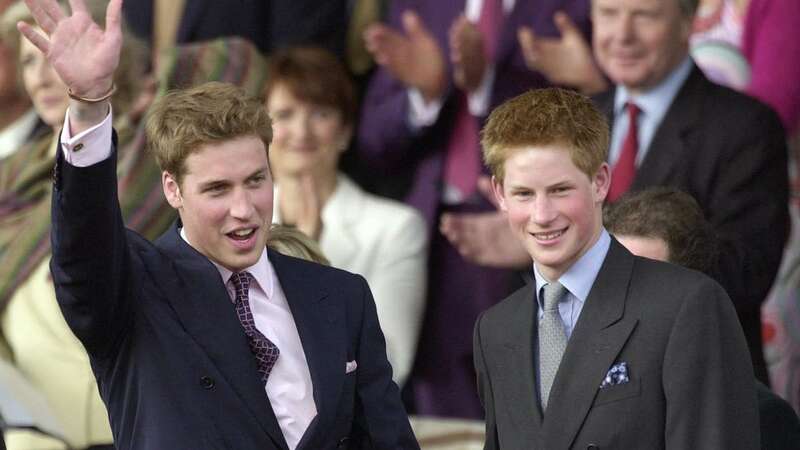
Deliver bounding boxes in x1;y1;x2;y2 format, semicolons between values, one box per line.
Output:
539;281;568;411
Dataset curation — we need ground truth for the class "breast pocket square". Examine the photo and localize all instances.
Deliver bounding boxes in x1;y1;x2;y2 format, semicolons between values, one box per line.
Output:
345;360;357;374
600;361;629;389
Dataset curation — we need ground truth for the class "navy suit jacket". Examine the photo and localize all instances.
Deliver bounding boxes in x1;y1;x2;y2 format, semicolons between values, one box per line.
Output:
122;0;348;56
49;143;418;450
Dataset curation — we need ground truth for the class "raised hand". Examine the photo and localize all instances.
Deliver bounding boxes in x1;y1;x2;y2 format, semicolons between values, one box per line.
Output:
18;0;122;99
279;174;324;241
364;10;446;102
517;11;607;94
449;14;487;93
439;176;531;269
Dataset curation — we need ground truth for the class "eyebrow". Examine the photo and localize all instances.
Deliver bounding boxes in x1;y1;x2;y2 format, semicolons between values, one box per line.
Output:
196;166;269;190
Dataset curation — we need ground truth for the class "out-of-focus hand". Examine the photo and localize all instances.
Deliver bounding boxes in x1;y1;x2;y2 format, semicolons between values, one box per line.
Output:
280;174;323;241
440;176;531;269
364;10;447;102
449;14;487;93
517;11;607;94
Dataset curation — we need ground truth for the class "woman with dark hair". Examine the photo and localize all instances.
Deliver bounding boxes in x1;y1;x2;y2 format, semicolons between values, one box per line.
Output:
265;47;428;387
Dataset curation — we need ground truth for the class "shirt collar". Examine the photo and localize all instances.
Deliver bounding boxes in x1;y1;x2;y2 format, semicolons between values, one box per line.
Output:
179;227;274;301
533;228;611;307
614;56;694;120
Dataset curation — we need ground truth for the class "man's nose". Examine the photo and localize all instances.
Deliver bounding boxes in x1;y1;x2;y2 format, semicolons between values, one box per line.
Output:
229;189;255;219
532;196;557;225
615;14;636;42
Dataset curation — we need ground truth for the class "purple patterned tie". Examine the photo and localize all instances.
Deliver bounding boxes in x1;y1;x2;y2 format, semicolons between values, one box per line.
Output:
229;272;280;382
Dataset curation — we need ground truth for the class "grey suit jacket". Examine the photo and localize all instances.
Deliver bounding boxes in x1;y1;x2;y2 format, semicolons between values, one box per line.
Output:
473;239;759;449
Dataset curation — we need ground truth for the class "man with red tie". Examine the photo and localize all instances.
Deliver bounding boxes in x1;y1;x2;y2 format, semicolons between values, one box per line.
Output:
591;0;788;383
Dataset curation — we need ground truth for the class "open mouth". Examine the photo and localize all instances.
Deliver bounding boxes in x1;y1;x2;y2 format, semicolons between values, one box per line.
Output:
227;227;257;242
531;227;567;242
225;227;258;250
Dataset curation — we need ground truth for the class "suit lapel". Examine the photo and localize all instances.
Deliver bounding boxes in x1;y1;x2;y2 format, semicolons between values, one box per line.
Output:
595;66;705;191
269;250;346;445
502;284;545;434
152;224;289;450
541;240;639;449
633;66;704;190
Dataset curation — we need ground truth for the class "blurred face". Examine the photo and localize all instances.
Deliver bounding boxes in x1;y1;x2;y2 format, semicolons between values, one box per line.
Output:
615;234;670;261
19;30;69;129
492;146;609;281
266;83;350;180
163;135;273;272
592;0;692;94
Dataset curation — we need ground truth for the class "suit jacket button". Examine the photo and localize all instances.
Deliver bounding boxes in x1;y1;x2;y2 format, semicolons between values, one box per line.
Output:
200;376;215;389
337;437;349;448
587;445;599;450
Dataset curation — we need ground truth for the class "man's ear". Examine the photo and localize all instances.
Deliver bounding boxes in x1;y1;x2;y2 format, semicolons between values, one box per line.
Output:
593;162;611;203
162;171;183;209
491;175;508;212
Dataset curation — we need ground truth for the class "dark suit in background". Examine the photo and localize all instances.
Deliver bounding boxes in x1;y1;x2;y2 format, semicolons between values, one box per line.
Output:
49;144;417;449
357;0;591;418
122;0;348;57
594;65;789;383
474;239;759;449
757;381;800;450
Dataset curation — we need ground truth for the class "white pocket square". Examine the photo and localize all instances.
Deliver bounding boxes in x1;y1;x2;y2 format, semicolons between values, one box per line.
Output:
345;360;357;374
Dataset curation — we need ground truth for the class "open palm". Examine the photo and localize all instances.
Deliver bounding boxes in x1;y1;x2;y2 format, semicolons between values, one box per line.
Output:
18;0;122;98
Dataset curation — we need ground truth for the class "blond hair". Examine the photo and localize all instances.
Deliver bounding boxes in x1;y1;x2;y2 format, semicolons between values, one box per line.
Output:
267;225;330;265
146;81;272;183
482;88;609;183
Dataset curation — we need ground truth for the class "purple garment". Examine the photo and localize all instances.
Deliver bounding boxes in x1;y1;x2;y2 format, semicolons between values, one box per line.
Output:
358;0;591;418
742;0;800;134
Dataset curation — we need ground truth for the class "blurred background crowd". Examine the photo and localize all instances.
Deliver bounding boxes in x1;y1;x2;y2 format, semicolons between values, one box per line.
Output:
0;0;798;448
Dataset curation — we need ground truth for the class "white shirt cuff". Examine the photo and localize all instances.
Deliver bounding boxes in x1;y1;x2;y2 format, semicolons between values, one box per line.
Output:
60;107;114;167
406;88;444;130
467;65;496;116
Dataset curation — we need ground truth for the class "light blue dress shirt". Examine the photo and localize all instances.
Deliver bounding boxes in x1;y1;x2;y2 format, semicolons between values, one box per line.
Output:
608;57;694;167
534;229;612;339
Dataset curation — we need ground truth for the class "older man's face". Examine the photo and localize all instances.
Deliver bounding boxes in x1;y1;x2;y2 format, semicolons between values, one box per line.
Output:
592;0;692;94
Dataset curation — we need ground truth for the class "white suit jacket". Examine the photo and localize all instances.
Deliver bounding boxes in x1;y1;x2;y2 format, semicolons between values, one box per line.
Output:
275;174;428;386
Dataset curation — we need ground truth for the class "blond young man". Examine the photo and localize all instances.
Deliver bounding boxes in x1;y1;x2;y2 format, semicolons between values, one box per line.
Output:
472;87;758;449
19;0;417;448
